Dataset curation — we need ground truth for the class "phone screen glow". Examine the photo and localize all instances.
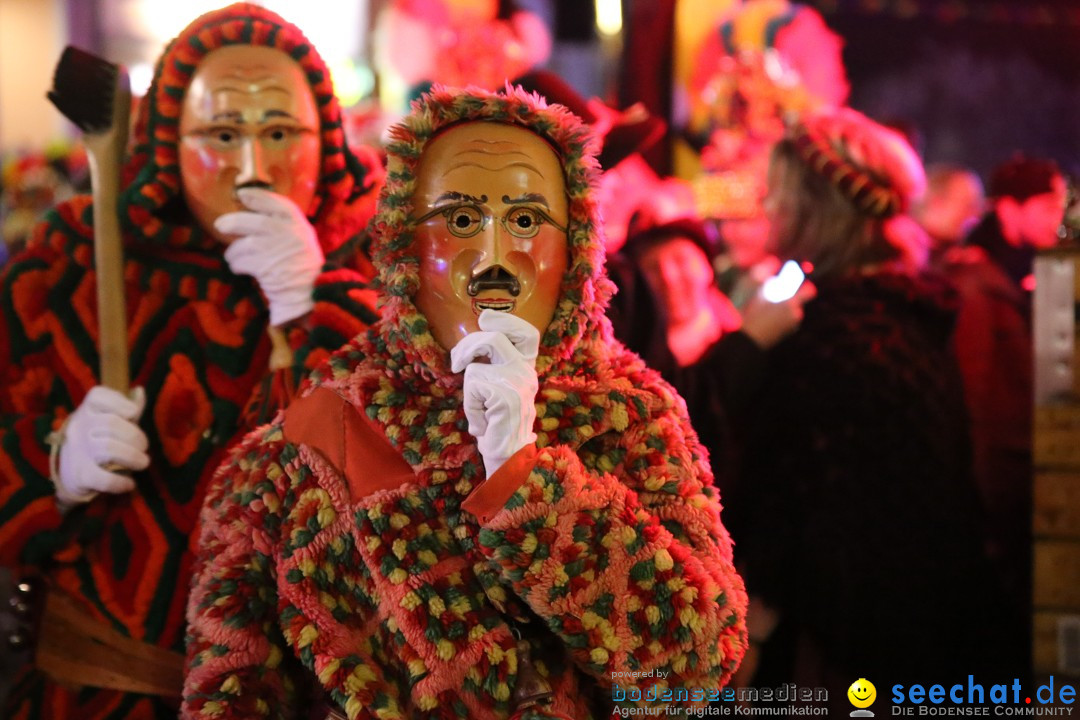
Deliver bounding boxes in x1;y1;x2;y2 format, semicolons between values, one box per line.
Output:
761;260;805;303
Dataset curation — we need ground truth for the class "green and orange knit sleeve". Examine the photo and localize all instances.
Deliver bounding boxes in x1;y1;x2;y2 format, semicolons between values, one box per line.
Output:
183;424;296;720
185;422;533;719
466;383;749;702
0;204;95;567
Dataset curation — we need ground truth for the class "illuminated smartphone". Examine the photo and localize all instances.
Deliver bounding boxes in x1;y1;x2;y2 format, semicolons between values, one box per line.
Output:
761;260;805;303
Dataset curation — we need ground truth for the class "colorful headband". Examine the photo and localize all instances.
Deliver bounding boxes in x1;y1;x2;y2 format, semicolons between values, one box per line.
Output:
791;123;902;218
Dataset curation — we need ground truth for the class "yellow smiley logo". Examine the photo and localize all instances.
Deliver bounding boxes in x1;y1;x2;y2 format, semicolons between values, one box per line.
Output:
848;678;877;709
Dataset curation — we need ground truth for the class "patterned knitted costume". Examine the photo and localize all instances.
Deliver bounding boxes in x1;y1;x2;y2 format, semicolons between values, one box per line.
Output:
182;86;748;719
0;5;382;718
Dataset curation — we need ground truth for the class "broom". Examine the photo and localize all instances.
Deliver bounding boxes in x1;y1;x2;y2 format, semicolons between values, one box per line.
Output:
47;45;131;392
34;48;185;697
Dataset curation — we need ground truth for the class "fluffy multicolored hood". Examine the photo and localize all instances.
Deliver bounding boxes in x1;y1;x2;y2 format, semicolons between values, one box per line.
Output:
370;84;617;382
119;2;381;253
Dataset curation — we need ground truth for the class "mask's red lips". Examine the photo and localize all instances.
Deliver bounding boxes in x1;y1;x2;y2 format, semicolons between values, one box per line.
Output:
472;298;516;315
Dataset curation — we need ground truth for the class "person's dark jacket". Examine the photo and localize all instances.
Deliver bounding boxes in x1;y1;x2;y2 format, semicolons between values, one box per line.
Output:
732;272;1011;685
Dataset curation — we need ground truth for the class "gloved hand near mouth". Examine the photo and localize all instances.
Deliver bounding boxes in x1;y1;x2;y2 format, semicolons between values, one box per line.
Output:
450;309;540;476
216;187;325;327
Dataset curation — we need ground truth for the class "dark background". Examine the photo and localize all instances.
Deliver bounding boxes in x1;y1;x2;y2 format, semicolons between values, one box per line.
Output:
810;0;1080;177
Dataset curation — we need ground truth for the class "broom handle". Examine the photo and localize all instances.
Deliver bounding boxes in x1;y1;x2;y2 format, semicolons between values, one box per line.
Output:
86;80;131;393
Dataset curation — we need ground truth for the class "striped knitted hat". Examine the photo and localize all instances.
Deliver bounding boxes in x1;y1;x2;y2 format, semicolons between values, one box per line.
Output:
790;108;925;218
371;83;615;380
120;3;381;252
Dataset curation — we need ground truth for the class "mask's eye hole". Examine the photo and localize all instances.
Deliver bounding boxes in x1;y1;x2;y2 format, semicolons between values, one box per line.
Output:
444;205;484;237
202;128;241;149
505;207;543;238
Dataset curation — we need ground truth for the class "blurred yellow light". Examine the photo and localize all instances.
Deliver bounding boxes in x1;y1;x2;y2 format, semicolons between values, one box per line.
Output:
129;62;154;97
595;0;623;36
133;1;224;43
126;0;372;104
329;57;375;108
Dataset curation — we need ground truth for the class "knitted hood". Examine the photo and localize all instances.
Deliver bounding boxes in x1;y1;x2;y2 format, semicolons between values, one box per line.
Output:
119;3;381;253
370;84;616;382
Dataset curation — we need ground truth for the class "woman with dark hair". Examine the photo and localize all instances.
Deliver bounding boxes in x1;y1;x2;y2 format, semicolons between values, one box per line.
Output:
733;108;1013;693
617;210;813;498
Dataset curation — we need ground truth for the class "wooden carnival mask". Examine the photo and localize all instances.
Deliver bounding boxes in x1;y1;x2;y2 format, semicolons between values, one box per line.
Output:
179;45;321;242
412;122;569;351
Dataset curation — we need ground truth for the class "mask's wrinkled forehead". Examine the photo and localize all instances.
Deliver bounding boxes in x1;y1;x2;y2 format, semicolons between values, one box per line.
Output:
413;122;569;224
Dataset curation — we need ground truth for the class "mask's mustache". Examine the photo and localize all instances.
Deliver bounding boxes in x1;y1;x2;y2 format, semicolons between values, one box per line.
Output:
233;181;273;200
468;265;521;297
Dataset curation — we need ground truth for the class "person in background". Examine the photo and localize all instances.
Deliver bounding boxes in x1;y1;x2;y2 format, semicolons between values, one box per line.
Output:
942;156;1068;674
913;163;986;265
1;145;87;264
965;156;1066;295
0;5;383;717
620;213;813;497
375;0;552;106
694;171;785;309
732;108;1013;698
182;83;748;720
512;69;667;256
630;218;742;370
713;212;775;305
507;69;670;355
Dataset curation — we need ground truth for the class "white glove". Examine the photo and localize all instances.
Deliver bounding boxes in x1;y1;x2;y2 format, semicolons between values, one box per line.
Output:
216;187;325;327
55;386;149;506
450;310;540;477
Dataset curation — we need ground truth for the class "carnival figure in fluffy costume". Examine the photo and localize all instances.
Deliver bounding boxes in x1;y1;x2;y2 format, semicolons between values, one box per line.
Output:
182;85;747;719
0;5;383;717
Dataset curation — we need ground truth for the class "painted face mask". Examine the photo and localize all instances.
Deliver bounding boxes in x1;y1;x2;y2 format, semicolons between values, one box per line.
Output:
412;122;569;351
179;45;321;243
